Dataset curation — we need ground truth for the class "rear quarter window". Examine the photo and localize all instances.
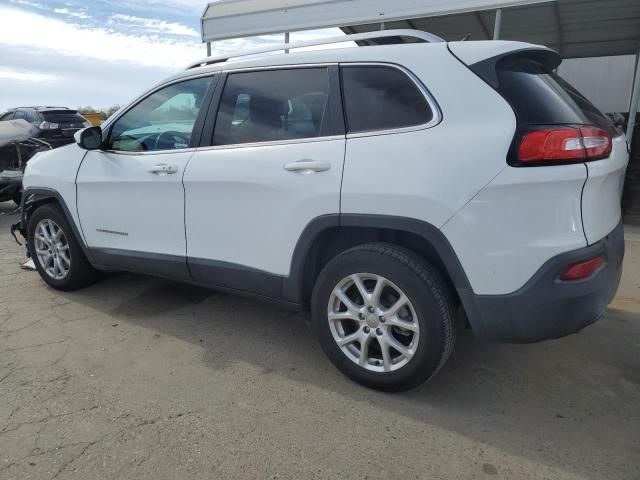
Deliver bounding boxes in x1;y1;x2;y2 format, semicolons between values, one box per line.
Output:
341;66;434;133
493;56;616;133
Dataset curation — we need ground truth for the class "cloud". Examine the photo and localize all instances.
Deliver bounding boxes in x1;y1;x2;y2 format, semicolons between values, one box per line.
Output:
0;5;204;69
0;3;346;111
110;13;199;37
0;44;172;111
53;7;91;19
8;0;46;9
0;67;61;83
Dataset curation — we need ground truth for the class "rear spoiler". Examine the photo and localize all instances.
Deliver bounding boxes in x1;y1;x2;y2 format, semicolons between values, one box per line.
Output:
448;41;561;88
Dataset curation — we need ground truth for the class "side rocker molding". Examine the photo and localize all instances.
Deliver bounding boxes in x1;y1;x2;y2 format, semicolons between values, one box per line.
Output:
20;187;95;263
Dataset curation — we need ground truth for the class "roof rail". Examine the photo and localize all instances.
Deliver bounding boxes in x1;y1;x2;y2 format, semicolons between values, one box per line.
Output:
186;29;444;70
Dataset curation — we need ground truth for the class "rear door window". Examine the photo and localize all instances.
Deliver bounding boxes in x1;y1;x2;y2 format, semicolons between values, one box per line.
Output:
25;111;40;124
213;67;333;146
341;66;434;133
494;56;616;133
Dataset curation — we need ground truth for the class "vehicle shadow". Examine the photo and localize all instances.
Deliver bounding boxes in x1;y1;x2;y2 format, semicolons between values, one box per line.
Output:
55;271;640;480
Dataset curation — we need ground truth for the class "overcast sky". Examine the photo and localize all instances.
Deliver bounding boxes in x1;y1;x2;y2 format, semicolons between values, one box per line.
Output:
0;0;341;112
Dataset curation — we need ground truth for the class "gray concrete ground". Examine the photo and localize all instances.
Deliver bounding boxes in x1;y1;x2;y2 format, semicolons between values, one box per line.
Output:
0;200;638;480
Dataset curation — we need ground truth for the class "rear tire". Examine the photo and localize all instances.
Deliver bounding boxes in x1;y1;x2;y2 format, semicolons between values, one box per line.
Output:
27;204;99;291
311;243;456;391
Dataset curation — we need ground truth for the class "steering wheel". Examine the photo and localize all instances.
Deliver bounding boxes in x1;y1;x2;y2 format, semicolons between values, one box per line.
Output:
154;130;191;150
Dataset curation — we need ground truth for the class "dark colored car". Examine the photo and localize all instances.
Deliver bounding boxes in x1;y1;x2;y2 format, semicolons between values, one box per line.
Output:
0;107;91;148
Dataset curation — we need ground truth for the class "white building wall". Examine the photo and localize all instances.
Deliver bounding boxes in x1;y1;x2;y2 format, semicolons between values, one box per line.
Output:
558;55;637;114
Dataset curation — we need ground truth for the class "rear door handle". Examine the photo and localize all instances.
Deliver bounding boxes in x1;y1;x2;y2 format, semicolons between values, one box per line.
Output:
148;163;178;175
283;160;331;173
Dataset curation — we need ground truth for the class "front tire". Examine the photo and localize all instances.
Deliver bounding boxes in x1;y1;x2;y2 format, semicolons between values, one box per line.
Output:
27;204;98;291
311;243;456;391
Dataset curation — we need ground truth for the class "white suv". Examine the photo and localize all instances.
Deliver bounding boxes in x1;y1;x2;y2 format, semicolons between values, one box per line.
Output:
14;31;628;391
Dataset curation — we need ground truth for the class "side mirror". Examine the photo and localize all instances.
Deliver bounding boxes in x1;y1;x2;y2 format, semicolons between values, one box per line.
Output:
74;126;102;150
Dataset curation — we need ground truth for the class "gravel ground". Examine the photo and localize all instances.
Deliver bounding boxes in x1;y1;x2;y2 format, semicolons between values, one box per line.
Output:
0;201;639;480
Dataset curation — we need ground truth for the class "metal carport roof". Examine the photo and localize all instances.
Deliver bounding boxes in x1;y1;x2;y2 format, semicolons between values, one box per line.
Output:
201;0;640;59
341;0;640;59
201;0;550;42
201;0;640;139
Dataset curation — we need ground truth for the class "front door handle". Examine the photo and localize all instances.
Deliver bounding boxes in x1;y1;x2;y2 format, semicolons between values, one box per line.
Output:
148;163;178;175
283;160;331;173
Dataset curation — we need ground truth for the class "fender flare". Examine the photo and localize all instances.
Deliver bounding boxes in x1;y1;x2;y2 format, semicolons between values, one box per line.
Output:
20;187;94;263
283;214;474;306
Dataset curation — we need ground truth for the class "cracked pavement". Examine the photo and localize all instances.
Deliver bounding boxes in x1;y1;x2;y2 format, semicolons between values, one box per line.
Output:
0;201;639;480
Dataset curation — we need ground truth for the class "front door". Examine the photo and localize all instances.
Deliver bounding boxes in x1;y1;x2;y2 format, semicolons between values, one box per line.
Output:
76;75;214;278
184;66;345;297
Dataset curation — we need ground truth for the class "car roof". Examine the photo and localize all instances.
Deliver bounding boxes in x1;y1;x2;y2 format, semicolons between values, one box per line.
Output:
165;39;544;84
166;41;448;83
13;106;74;111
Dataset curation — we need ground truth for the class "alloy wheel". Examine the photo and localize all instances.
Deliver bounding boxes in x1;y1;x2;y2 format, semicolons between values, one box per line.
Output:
34;219;71;280
327;273;420;373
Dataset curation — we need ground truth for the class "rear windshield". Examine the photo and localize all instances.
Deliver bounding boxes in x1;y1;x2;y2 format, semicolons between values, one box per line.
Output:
494;56;616;133
41;111;86;124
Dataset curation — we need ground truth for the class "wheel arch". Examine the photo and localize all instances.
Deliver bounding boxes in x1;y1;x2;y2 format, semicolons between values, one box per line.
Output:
284;214;474;311
21;187;94;263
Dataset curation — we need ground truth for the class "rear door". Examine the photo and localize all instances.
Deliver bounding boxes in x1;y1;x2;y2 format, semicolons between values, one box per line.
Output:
184;66;345;297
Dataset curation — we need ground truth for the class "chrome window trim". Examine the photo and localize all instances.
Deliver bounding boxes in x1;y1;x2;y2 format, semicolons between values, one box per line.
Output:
196;134;345;152
103;61;441;153
340;62;443;139
102;147;198;156
209;64;339;149
101;71;217;135
221;62;337;74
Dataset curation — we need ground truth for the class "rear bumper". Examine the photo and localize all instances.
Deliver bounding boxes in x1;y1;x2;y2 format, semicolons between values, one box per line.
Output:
461;220;624;343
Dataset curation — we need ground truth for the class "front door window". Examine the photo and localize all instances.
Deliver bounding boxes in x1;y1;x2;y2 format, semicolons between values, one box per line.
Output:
108;76;212;152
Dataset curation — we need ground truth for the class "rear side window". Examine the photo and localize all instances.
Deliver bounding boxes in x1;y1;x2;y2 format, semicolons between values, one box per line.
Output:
25;111;39;123
494;56;615;132
41;111;86;124
213;68;332;146
341;66;433;133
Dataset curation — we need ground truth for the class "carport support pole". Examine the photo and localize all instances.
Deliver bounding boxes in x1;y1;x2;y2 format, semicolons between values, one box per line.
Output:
206;42;211;56
284;32;290;53
626;50;640;144
493;8;502;40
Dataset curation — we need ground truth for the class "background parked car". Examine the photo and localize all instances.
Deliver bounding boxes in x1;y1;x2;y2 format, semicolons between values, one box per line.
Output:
0;107;91;149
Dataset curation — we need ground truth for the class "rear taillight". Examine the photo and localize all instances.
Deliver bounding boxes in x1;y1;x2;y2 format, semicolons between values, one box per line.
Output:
517;127;612;165
39;121;59;130
559;256;604;281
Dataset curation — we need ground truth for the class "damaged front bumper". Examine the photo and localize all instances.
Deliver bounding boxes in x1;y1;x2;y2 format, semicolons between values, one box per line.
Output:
0;169;23;202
